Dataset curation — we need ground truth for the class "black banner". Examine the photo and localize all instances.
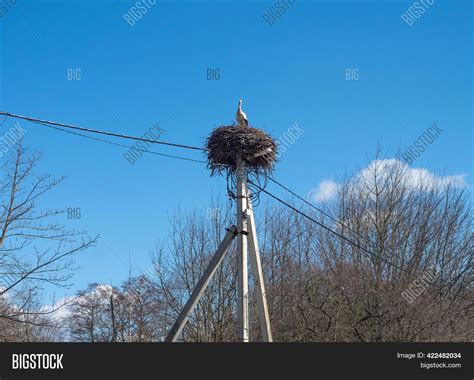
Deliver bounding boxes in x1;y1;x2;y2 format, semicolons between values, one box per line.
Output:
0;342;471;379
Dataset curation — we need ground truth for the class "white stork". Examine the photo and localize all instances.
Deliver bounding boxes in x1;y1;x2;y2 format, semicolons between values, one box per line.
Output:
236;99;248;127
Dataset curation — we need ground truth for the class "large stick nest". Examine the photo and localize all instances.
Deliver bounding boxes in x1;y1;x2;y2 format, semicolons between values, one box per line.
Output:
205;125;277;176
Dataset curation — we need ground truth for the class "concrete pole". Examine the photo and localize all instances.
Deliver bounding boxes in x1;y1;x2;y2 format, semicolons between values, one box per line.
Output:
247;199;273;342
236;158;249;342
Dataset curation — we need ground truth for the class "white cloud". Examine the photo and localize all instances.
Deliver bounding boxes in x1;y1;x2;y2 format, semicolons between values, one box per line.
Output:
308;180;339;203
405;169;466;189
42;284;114;323
354;159;467;191
309;159;467;203
44;296;75;322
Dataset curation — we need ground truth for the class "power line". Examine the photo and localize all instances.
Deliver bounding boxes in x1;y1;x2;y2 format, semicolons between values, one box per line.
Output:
0;111;206;151
34;120;208;164
6;112;469;302
266;175;419;264
248;178;472;304
0;115;8;128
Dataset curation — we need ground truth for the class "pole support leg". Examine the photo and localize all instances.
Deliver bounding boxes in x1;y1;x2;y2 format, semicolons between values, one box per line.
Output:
166;226;237;342
247;198;273;342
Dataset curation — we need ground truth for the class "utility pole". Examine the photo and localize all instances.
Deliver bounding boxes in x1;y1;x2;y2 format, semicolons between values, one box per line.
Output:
166;159;272;343
236;158;249;342
166;117;273;343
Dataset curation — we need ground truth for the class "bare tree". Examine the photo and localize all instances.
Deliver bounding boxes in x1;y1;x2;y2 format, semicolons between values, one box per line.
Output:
0;142;97;340
61;153;472;342
148;205;238;342
267;156;472;342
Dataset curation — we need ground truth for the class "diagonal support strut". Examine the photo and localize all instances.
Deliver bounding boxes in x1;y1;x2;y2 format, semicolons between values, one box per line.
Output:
247;199;273;342
166;226;237;342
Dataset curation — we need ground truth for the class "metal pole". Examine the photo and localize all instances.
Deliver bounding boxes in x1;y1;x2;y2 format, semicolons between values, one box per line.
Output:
247;199;273;342
236;158;249;342
165;226;237;342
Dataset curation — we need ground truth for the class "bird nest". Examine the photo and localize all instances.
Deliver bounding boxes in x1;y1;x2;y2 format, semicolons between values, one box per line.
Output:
205;125;277;176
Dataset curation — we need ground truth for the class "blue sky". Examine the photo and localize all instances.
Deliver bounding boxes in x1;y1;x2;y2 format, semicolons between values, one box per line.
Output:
0;0;472;302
